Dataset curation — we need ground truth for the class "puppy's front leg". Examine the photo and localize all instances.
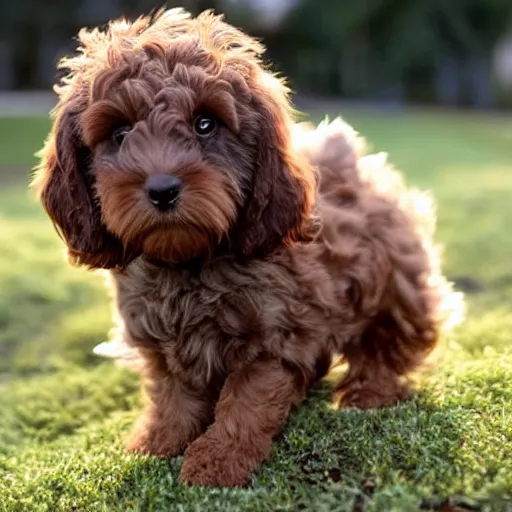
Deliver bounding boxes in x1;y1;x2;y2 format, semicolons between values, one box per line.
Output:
180;359;302;487
126;374;214;457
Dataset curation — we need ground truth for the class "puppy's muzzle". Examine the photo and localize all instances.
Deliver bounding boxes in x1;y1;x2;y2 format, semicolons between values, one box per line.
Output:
145;174;183;212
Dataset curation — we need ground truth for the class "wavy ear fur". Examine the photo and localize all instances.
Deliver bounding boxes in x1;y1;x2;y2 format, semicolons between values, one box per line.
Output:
33;97;136;270
232;77;317;258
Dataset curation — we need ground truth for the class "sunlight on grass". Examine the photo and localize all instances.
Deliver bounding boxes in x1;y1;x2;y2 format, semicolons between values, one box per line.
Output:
0;109;511;510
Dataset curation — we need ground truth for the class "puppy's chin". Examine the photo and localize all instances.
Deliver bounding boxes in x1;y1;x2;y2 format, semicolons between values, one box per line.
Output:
141;225;217;264
98;166;240;264
104;200;236;264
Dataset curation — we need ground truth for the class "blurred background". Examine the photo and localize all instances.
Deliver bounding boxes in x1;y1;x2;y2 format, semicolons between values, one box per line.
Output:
1;1;512;508
1;0;512;108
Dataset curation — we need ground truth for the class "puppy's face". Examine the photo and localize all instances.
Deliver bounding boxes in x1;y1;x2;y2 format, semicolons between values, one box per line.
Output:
82;52;249;264
34;9;315;269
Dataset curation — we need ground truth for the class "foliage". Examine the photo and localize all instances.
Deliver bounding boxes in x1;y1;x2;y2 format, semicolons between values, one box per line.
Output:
2;0;512;105
259;0;512;103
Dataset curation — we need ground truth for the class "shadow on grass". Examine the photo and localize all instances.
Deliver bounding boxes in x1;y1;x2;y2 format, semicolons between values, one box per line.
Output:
106;378;482;511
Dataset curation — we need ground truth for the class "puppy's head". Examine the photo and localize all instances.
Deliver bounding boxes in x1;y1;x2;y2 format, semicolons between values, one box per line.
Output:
33;9;316;269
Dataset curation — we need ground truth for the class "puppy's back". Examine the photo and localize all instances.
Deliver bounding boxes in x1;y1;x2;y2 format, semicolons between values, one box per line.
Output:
293;117;363;189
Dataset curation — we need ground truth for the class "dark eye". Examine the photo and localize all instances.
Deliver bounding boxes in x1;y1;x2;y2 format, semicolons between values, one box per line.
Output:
194;115;216;137
111;126;131;146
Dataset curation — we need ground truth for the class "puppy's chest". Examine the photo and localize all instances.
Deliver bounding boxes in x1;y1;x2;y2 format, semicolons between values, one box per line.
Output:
114;258;303;377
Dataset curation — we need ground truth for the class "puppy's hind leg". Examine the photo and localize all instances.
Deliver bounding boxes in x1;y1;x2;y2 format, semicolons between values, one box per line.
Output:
334;334;416;410
334;287;442;410
330;166;460;409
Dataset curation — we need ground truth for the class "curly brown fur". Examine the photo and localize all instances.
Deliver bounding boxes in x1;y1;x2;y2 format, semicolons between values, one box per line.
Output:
33;8;462;488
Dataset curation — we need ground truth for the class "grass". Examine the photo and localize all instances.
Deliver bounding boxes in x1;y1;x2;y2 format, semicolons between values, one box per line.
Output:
0;105;511;511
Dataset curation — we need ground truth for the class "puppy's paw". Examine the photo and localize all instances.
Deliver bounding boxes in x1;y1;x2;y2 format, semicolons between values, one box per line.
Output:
125;422;187;458
334;384;412;410
180;434;254;487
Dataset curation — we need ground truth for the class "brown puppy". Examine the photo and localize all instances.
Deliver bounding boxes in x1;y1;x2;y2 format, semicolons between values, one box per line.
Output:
33;8;462;487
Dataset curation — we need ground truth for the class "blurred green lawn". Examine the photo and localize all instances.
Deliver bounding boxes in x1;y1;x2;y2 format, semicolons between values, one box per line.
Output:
0;107;511;511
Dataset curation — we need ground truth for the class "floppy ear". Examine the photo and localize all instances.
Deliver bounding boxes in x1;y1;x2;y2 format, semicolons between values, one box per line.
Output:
233;78;317;258
33;98;137;270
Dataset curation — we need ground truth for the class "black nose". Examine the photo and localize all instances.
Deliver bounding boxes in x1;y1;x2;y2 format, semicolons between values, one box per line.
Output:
145;175;183;212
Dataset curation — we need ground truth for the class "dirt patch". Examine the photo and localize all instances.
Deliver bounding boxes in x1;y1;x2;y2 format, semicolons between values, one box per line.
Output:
421;497;481;511
450;275;484;293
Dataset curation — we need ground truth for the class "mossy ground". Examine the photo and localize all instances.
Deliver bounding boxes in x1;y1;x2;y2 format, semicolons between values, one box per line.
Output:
0;107;511;511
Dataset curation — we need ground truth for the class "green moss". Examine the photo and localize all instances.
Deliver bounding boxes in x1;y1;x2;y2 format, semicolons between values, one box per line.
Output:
0;108;511;510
